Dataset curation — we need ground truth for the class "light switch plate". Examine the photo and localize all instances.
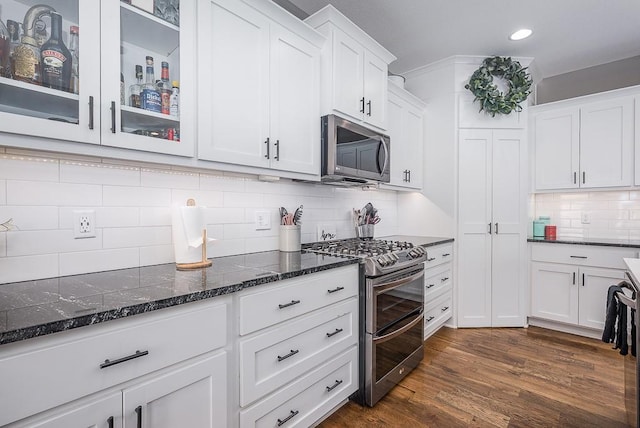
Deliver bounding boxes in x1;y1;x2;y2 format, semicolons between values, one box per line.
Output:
255;210;271;230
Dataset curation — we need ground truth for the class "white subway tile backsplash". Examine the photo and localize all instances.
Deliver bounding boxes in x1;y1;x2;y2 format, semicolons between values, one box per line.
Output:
0;206;58;230
7;181;102;206
139;207;171;227
60;161;141;186
59;248;140;276
103;226;172;249
0;254;59;283
0;155;59;181
0;180;6;205
141;168;200;189
0;150;399;283
104;186;171;207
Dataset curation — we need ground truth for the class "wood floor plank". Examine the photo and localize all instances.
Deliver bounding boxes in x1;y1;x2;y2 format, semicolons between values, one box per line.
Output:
318;326;630;428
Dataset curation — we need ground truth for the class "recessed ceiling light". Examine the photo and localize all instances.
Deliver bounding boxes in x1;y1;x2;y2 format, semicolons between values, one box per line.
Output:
509;29;532;41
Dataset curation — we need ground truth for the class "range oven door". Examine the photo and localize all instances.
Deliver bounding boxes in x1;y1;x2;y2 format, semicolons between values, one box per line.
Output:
365;265;424;406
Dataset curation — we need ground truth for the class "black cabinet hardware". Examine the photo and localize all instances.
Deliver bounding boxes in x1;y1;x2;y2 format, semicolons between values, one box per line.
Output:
426;283;435;289
278;299;300;309
327;286;344;294
367;100;372;116
427;257;435;262
570;255;588;259
442;253;450;257
100;350;149;369
441;306;449;312
583;171;586;184
264;137;270;159
88;96;94;130
135;406;142;428
326;379;343;392
107;416;114;428
326;328;343;338
277;349;299;362
110;101;116;133
360;97;365;113
441;277;449;282
277;410;299;426
407;170;411;182
582;273;585;286
574;171;577;184
488;223;492;234
495;223;499;234
573;272;576;285
275;139;280;161
426;316;435;322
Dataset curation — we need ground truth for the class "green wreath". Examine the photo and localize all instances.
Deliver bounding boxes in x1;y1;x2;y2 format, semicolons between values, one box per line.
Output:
465;56;533;117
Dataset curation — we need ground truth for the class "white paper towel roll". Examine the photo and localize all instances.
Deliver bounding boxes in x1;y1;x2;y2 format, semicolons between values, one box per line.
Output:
171;204;215;264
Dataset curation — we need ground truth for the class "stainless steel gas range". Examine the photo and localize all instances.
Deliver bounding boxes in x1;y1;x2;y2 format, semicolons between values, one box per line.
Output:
304;238;426;406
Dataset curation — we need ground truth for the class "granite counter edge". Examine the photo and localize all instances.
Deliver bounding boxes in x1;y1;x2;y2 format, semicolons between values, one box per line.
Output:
0;258;359;346
528;238;640;248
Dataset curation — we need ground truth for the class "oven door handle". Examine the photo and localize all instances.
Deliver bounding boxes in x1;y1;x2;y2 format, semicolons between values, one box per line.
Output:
373;312;424;345
374;269;424;294
616;290;636;310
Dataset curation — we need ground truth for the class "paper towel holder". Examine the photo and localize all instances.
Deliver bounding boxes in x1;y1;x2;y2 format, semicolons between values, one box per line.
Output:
176;199;213;271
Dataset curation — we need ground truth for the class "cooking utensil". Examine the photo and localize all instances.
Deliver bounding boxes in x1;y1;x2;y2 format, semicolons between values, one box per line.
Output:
293;205;303;225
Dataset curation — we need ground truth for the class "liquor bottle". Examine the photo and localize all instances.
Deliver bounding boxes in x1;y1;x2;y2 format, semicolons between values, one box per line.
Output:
169;80;179;117
0;20;9;78
120;72;125;104
141;56;161;113
68;26;79;94
12;35;41;85
129;65;143;108
41;12;72;92
5;20;21;78
157;61;171;115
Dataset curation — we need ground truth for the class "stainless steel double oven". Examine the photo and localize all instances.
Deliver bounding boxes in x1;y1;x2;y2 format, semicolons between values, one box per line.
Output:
364;263;425;406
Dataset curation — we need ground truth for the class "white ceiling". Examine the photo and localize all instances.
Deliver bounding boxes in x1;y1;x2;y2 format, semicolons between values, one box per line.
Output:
284;0;640;80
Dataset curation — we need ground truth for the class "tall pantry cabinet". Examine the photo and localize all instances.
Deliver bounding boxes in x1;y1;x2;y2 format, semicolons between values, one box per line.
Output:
401;56;530;328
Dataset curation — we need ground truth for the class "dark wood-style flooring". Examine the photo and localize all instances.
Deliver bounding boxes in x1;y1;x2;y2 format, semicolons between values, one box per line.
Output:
319;326;630;427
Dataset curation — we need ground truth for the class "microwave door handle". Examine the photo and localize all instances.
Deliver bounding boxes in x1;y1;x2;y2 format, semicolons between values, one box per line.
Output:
378;136;389;177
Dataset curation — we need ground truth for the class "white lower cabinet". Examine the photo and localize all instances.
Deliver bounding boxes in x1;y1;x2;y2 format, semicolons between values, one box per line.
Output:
529;243;636;335
423;243;454;339
237;265;359;427
1;298;230;427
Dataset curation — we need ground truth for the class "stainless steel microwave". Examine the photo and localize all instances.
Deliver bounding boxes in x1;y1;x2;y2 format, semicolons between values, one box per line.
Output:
321;115;390;185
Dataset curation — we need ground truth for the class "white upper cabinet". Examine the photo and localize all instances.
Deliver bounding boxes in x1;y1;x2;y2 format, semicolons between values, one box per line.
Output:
386;82;425;190
0;0;101;144
532;93;634;191
305;5;396;131
197;0;323;177
0;0;194;156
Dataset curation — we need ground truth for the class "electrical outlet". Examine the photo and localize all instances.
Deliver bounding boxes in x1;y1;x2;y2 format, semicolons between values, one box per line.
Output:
74;210;96;239
255;210;271;230
581;212;591;224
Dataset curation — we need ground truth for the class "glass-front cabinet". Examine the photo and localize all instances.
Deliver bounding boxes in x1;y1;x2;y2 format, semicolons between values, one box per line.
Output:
0;0;193;157
0;0;100;144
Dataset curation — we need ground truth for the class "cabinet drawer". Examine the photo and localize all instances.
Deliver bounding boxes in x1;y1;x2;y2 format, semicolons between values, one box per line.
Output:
530;243;638;269
240;346;358;428
424;264;452;303
424;244;453;269
239;298;357;406
238;265;358;335
0;299;228;426
424;293;452;333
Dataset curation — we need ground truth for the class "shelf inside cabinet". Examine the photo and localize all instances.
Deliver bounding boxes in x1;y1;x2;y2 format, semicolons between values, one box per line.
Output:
121;105;179;128
0;77;79;122
121;3;179;56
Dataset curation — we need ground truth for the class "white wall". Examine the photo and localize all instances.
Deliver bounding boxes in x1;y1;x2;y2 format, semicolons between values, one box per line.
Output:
0;148;398;284
533;190;640;239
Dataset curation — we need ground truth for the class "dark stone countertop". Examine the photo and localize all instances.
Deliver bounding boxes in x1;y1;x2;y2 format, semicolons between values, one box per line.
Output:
528;236;640;248
0;251;359;346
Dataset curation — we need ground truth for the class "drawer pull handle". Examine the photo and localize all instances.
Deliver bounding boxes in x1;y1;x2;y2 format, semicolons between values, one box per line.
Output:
326;379;343;392
326;328;344;338
426;316;435;322
427;257;436;262
327;286;345;294
277;410;299;426
107;416;114;428
426;284;435;289
442;253;450;257
135;405;142;428
277;349;299;362
441;306;449;312
100;350;149;369
570;255;588;259
278;299;301;309
441;277;449;282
